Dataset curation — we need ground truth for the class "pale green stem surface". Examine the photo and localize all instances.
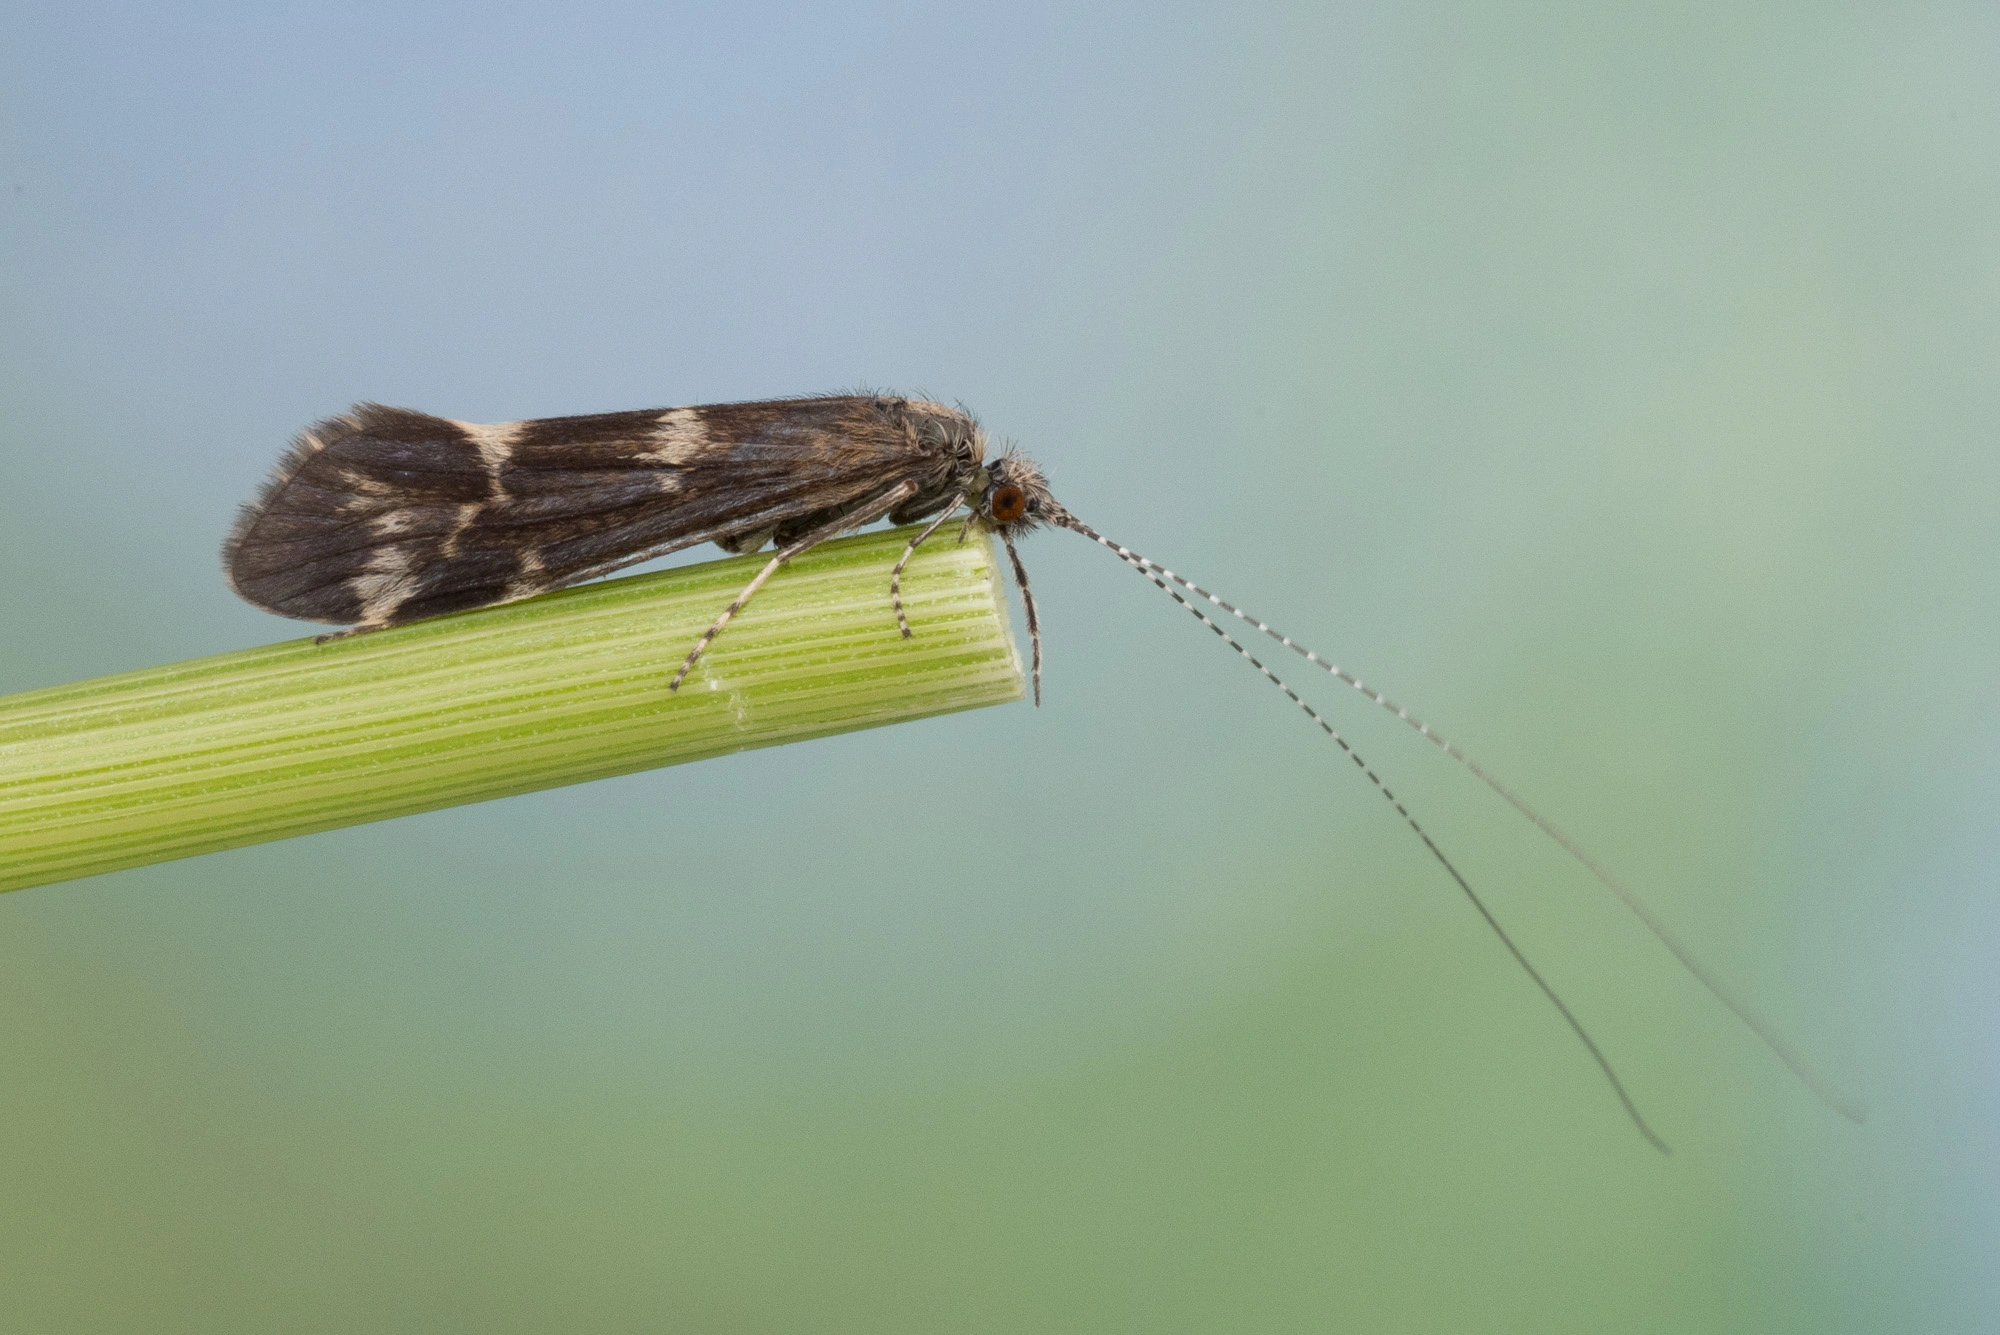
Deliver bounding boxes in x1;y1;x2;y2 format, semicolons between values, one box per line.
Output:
0;527;1024;893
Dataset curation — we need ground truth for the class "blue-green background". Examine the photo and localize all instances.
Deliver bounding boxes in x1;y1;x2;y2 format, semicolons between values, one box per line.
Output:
4;3;1996;1330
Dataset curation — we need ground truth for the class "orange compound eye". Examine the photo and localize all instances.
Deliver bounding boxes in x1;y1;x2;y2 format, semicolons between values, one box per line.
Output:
990;483;1027;524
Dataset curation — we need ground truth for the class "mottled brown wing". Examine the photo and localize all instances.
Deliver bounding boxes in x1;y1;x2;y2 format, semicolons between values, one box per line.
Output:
223;396;974;628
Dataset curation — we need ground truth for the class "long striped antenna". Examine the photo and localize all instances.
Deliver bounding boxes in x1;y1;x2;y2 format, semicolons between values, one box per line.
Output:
1055;513;1865;1131
1049;514;1667;1151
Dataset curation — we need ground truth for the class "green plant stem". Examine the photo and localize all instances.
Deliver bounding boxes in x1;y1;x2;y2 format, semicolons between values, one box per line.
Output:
0;527;1024;893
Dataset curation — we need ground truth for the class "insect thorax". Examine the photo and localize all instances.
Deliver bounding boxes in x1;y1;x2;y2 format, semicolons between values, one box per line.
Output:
885;397;987;523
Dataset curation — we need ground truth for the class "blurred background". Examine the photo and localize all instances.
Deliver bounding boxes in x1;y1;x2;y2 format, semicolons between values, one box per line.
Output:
3;2;1996;1329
